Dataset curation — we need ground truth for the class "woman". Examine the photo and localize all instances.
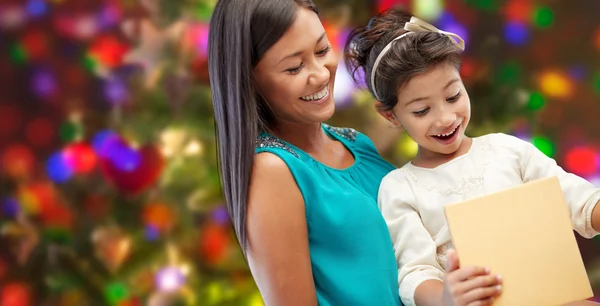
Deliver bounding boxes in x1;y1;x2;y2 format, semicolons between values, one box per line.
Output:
208;0;401;305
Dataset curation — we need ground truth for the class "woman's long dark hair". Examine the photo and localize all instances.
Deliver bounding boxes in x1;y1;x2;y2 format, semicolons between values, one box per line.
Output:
208;0;318;252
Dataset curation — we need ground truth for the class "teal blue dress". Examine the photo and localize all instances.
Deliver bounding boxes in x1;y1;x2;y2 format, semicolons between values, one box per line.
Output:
256;123;402;306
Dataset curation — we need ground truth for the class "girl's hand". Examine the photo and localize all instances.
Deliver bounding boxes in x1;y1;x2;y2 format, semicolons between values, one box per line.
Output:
441;249;503;306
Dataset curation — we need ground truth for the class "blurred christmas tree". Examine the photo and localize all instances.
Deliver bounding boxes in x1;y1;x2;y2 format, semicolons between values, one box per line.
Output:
0;0;259;305
0;0;549;303
1;0;599;304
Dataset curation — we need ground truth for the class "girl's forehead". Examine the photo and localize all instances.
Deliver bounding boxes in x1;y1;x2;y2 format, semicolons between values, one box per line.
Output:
396;64;462;103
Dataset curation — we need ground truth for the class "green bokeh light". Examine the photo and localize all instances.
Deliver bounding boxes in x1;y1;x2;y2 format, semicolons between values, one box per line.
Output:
527;92;546;111
59;121;84;142
9;43;27;64
105;282;129;305
464;0;499;11
532;136;554;157
593;73;600;95
194;3;215;21
533;6;554;28
82;54;99;73
43;227;71;244
495;61;522;86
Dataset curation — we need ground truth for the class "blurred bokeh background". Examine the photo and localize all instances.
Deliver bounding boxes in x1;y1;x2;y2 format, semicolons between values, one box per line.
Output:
0;0;599;305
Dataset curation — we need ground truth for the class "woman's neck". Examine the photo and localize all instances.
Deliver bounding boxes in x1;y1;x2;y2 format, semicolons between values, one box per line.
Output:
270;121;329;154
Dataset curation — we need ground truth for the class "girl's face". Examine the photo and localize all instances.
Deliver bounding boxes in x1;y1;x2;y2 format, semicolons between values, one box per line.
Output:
253;7;338;127
380;62;472;160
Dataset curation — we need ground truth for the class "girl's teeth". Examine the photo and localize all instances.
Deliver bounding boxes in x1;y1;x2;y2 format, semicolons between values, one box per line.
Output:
436;126;457;137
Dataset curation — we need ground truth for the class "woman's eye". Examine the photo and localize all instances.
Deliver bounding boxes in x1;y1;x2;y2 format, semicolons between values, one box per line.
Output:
286;63;304;74
317;46;331;56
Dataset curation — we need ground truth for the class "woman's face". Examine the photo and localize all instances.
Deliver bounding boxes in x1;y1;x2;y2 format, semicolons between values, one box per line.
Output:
253;7;338;126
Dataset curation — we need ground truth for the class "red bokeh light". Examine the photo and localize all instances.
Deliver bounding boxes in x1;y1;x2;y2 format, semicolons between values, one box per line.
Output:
564;146;598;176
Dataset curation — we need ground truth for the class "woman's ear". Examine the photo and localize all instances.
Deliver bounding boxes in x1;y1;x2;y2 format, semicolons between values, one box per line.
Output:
375;101;401;128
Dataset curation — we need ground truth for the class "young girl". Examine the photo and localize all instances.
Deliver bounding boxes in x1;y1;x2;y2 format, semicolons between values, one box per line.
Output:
345;7;600;306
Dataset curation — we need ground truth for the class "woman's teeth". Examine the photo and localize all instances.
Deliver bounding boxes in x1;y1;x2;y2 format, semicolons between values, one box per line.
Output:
300;87;328;101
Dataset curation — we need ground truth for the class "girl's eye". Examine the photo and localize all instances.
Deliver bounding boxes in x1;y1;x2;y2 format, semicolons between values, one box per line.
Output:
413;108;429;117
447;92;461;103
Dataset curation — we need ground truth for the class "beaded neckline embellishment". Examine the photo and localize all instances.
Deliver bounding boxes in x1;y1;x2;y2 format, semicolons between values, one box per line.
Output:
322;124;358;142
255;134;299;158
255;125;358;158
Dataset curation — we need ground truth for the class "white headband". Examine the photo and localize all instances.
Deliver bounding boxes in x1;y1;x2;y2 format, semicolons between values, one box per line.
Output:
370;16;466;101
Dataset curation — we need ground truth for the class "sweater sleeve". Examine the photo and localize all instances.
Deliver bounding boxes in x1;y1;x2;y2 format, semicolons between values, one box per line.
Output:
378;171;445;306
499;133;600;238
